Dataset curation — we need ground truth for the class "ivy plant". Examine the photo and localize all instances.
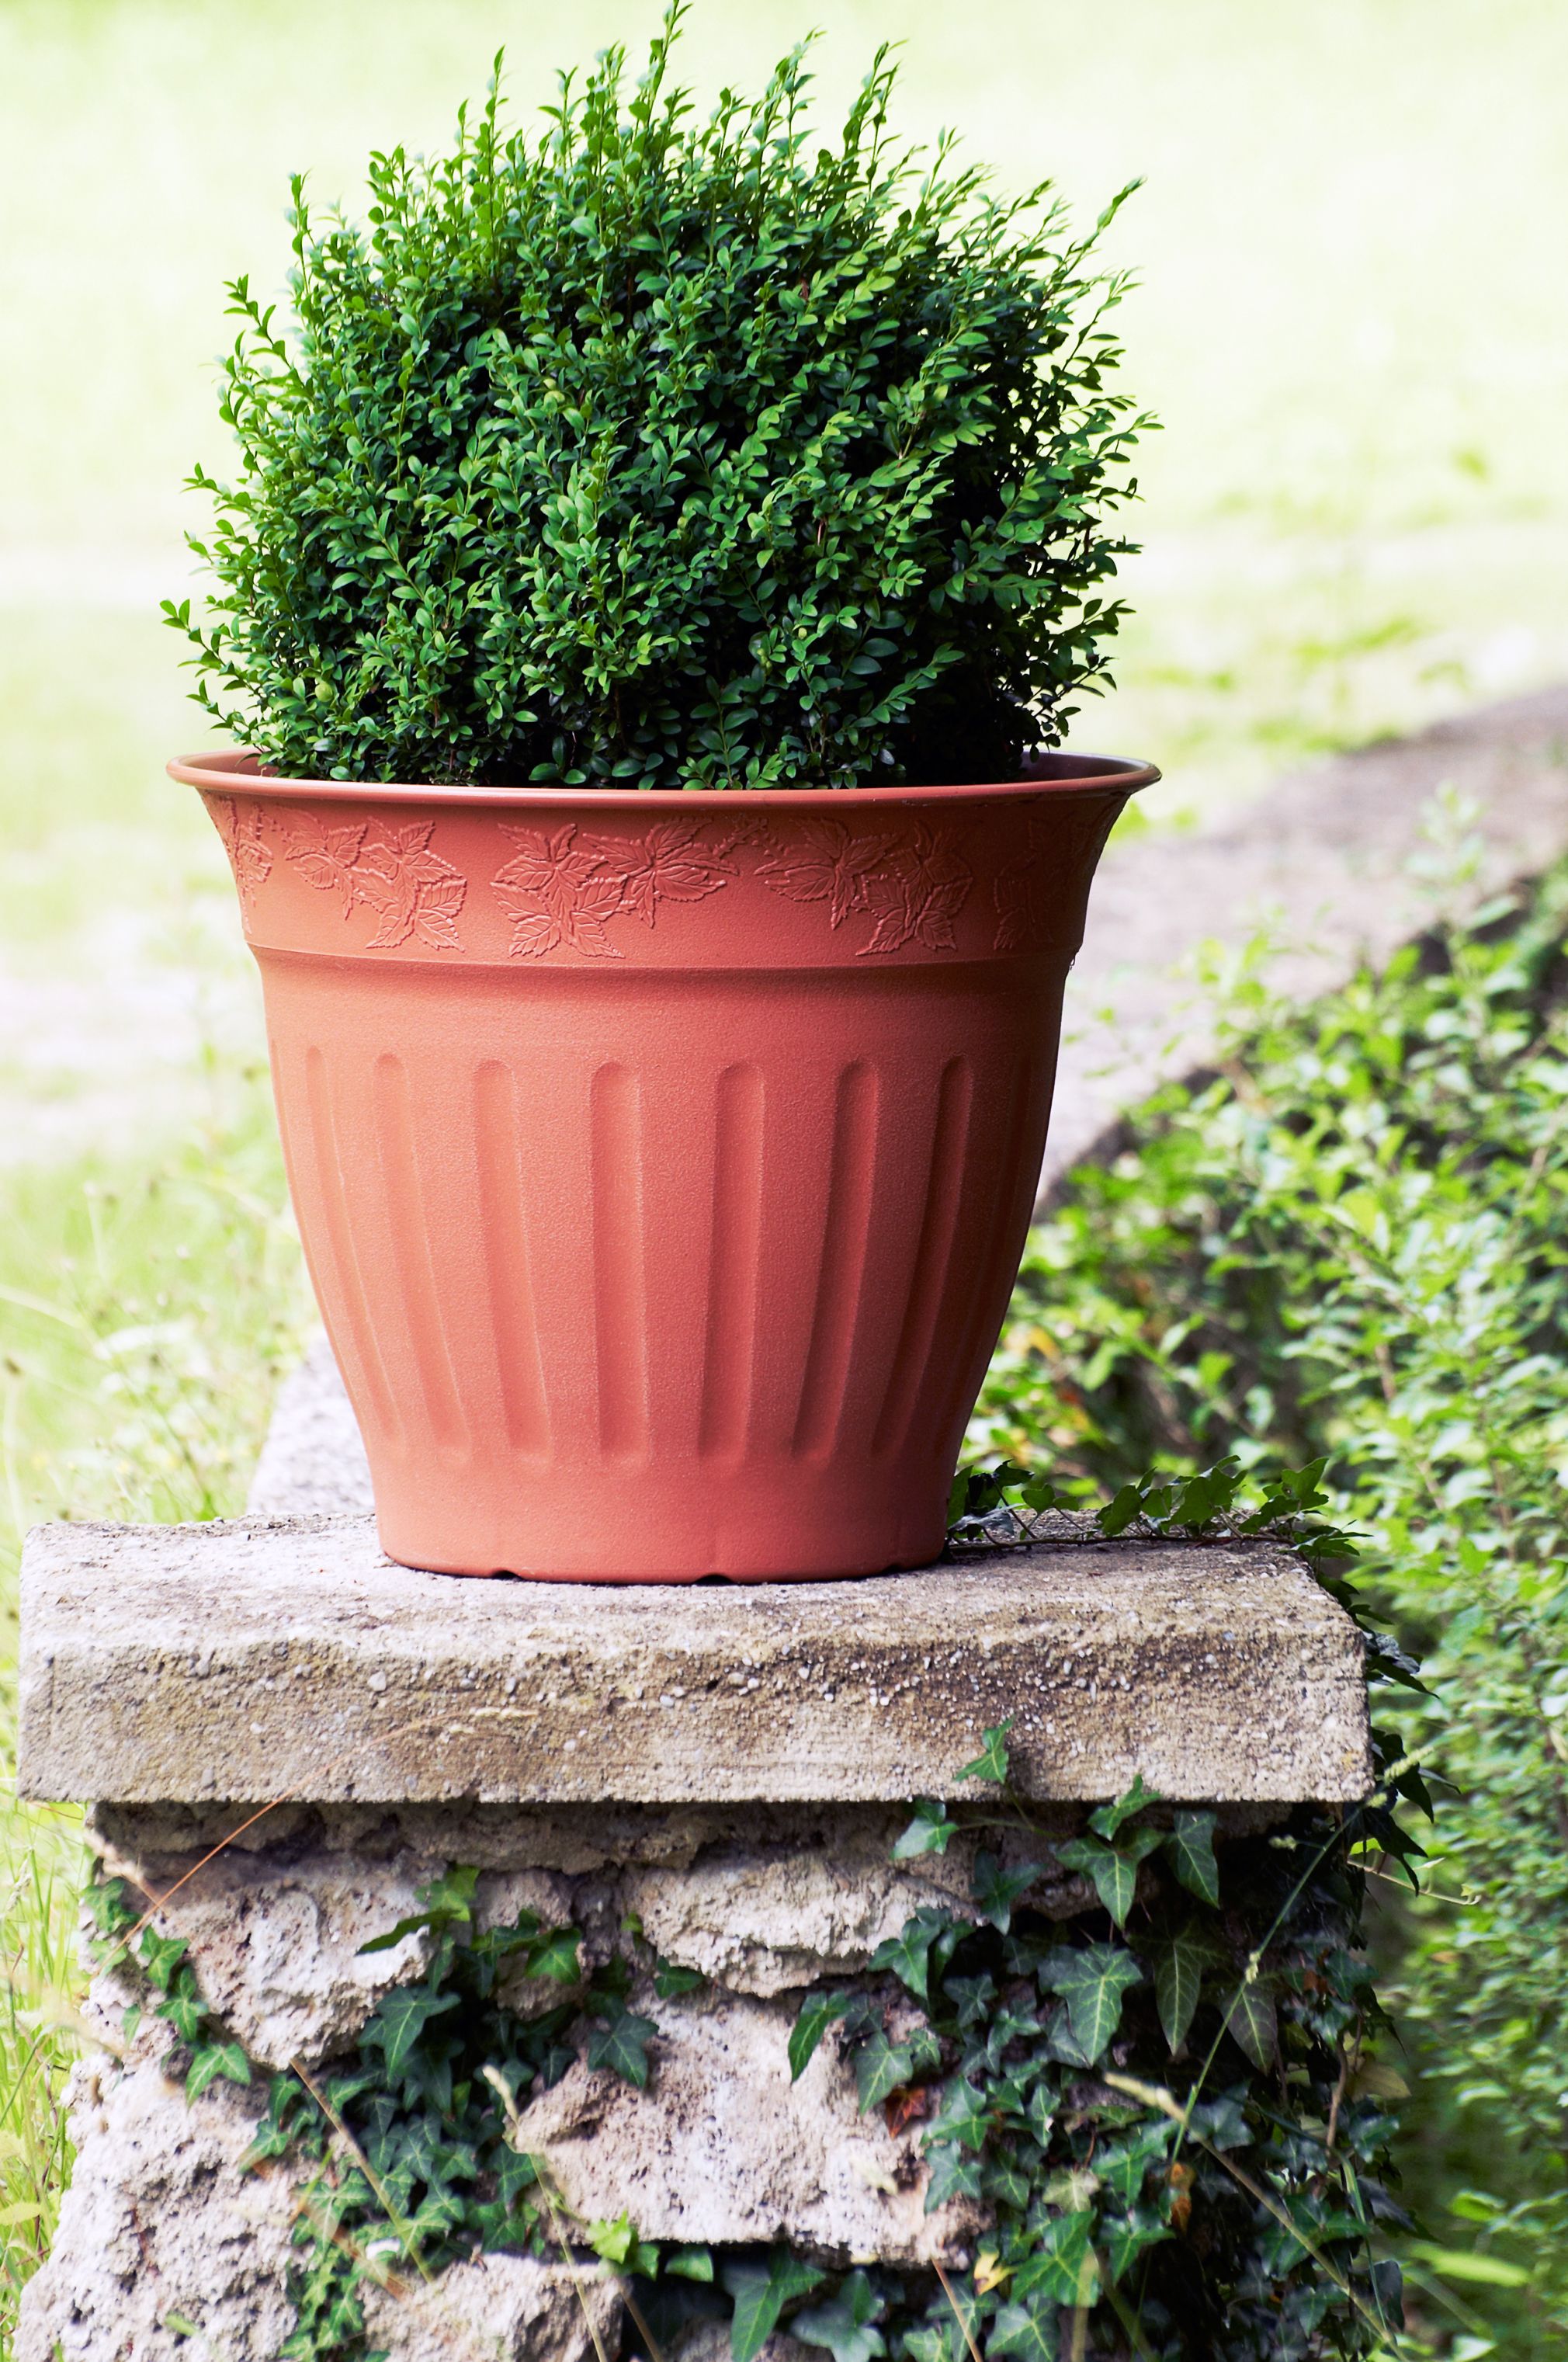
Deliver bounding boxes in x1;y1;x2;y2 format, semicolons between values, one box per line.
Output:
168;5;1146;789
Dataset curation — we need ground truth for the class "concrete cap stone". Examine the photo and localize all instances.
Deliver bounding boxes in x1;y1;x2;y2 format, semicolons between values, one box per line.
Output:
19;1513;1370;1806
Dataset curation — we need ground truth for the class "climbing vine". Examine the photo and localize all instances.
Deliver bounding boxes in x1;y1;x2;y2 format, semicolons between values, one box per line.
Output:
87;1459;1421;2361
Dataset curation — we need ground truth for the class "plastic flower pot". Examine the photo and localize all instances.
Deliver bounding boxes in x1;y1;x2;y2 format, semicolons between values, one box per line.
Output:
173;749;1154;1582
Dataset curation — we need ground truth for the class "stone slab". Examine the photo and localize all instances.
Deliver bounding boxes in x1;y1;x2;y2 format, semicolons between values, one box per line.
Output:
19;1513;1369;1804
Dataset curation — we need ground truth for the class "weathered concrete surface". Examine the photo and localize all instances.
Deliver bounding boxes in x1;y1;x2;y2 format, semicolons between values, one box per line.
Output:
20;1513;1371;1804
248;1329;373;1517
509;1987;983;2267
1046;682;1568;1192
358;2255;623;2362
16;2052;298;2362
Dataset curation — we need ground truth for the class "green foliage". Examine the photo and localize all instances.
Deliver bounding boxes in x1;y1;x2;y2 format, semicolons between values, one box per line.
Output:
971;850;1568;2344
172;5;1144;790
794;1762;1407;2357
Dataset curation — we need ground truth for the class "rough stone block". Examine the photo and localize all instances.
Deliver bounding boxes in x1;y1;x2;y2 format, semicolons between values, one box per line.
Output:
19;1513;1370;1807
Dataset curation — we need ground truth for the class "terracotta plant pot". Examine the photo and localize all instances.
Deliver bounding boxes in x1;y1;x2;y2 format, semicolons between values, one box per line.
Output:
172;749;1155;1582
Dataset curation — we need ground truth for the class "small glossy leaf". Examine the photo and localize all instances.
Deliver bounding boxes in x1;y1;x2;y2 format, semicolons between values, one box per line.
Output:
793;2268;887;2362
1165;1811;1220;1907
958;1720;1014;1784
988;2298;1059;2362
892;1799;959;1860
587;2006;657;2088
723;2253;825;2362
789;1990;855;2082
1152;1928;1210;2054
1040;1943;1143;2063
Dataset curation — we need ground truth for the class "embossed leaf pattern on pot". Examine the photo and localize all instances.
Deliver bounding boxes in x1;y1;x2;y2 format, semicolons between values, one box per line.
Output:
993;805;1113;953
353;821;467;950
855;823;973;956
491;825;633;958
279;813;465;949
279;814;369;916
755;820;900;929
490;821;743;957
211;797;274;912
579;821;743;927
758;818;973;955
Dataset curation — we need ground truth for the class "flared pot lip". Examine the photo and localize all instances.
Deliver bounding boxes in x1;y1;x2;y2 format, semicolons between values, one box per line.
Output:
168;745;1160;812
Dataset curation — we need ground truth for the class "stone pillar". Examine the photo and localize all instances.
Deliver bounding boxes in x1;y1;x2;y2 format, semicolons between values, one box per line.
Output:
16;1352;1369;2361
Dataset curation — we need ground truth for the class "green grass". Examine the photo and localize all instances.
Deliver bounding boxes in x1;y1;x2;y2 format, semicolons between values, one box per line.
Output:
0;1072;310;2346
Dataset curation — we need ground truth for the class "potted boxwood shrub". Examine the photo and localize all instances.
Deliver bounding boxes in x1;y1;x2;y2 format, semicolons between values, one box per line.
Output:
168;9;1157;1582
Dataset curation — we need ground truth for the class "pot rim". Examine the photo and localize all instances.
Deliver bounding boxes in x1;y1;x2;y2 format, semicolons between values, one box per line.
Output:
168;745;1160;811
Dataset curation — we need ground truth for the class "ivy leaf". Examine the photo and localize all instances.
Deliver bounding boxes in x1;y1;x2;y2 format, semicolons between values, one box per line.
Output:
185;2041;252;2103
587;2004;657;2088
1040;1944;1143;2063
524;1926;585;1984
137;1928;189;1992
1165;1811;1220;1907
988;2298;1059;2362
926;2076;991;2152
367;1985;460;2084
586;2211;661;2276
870;1907;959;2001
789;1990;857;2082
157;1970;210;2046
1222;1980;1278;2070
359;1863;480;1953
854;2027;916;2114
973;1853;1042;1934
1152;1928;1211;2055
1055;1831;1160;1929
924;2141;985;2209
654;1957;706;1999
1011;2211;1099;2307
793;2269;887;2362
1088;1773;1164;1842
892;1799;959;1860
667;2247;715;2284
958;1719;1014;1784
1102;2206;1171;2286
723;2253;825;2362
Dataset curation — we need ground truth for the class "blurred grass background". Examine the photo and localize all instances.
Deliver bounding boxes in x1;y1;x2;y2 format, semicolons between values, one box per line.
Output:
1;0;1566;2343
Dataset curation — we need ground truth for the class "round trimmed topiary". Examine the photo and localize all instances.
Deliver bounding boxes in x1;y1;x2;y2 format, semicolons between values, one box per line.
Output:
170;5;1148;790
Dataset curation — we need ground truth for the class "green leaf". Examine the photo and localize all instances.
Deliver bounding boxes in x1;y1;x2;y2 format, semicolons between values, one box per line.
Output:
654;1956;706;1999
1088;1773;1164;1841
1165;1811;1220;1907
723;2253;825;2362
924;2142;985;2208
1056;1832;1160;1929
973;1853;1042;1933
853;2027;915;2114
1041;1943;1143;2063
185;2040;252;2103
870;1907;959;2001
926;2076;991;2152
1011;2211;1099;2306
525;1926;585;1984
1152;1928;1210;2054
359;1864;480;1953
958;1719;1014;1784
666;2246;715;2284
586;2211;661;2276
793;2269;887;2362
892;1799;959;1860
1103;2207;1171;2286
789;1990;855;2082
988;2298;1059;2362
367;1985;460;2083
137;1928;189;1992
587;2006;657;2088
1221;1979;1278;2070
1407;2243;1530;2290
